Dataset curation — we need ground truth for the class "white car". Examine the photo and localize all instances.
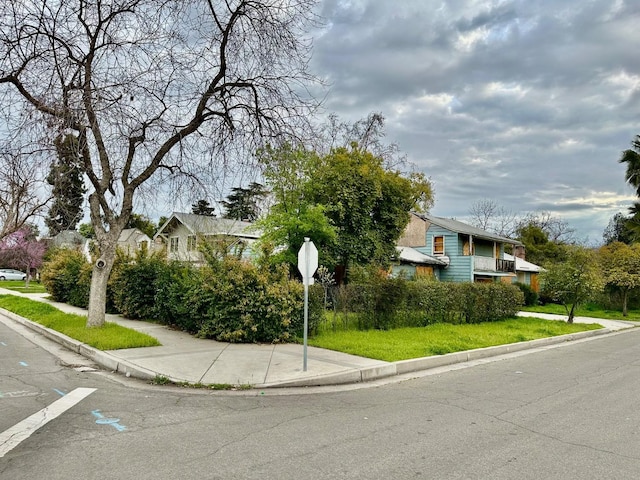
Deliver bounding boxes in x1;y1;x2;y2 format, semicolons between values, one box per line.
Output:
0;269;27;281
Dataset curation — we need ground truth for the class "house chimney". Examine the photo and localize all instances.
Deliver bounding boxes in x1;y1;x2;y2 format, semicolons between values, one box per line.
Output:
513;245;526;260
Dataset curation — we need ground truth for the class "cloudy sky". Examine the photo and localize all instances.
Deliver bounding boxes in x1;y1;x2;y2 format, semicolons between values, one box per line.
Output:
309;0;639;243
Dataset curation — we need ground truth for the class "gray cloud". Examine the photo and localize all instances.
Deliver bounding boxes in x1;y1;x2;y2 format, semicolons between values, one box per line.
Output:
311;0;640;242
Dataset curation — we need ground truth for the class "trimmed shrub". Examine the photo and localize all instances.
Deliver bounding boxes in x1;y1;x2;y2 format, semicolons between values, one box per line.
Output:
191;256;310;343
41;248;90;304
111;251;167;319
324;277;524;330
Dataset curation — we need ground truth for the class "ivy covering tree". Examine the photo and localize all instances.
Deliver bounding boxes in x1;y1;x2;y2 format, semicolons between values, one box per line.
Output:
45;134;86;236
258;143;434;280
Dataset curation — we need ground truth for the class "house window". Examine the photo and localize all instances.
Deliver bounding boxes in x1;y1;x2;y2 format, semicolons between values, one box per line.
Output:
433;236;444;256
187;235;197;252
169;237;179;253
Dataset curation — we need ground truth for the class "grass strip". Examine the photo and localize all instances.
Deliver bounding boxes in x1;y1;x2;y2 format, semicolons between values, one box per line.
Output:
309;317;602;362
521;303;640;321
0;280;47;294
0;294;160;350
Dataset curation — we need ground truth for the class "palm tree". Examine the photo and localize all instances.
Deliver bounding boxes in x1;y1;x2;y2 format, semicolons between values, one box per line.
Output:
620;135;640;195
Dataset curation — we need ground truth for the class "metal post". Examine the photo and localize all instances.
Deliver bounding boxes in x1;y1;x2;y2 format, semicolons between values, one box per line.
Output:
303;237;309;371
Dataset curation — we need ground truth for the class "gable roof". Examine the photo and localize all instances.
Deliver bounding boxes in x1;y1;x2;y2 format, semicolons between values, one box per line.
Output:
154;212;260;239
118;228;151;243
418;213;522;246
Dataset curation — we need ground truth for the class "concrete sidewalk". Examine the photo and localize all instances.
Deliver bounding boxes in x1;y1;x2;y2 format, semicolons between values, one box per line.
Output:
1;288;637;388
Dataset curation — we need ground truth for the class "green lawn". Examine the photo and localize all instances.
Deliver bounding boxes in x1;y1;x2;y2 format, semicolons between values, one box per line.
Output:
0;295;160;350
521;303;640;321
0;280;47;294
309;317;603;362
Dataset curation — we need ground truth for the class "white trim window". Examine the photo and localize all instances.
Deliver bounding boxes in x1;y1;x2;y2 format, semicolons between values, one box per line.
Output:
187;235;197;252
169;236;179;253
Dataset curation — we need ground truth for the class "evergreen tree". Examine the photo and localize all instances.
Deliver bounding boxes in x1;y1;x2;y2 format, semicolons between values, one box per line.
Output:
221;182;268;222
191;199;216;216
45;134;86;235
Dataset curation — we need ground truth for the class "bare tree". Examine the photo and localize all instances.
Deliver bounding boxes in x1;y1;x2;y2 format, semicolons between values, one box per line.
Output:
0;0;320;327
0;149;50;240
316;112;408;169
468;199;518;237
517;211;576;243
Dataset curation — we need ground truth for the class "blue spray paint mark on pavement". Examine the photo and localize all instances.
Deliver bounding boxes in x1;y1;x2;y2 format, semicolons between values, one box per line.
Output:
53;389;67;397
91;409;126;432
19;361;28;367
1;341;7;346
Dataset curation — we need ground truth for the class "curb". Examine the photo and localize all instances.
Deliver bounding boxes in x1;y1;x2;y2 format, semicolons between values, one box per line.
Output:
0;306;621;388
259;328;612;388
0;307;159;381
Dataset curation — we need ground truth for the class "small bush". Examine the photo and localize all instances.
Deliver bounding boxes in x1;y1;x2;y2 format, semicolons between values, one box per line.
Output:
514;282;539;307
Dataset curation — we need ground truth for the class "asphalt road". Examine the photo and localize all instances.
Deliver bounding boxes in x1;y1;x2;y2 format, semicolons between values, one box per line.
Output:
2;317;640;479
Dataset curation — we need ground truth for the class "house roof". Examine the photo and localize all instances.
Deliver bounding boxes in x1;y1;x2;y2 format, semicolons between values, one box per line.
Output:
396;246;448;266
154;212;260;239
118;228;151;243
418;213;522;246
504;253;544;273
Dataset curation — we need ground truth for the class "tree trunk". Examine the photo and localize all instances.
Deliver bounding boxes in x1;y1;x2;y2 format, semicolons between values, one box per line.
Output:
623;290;629;317
86;244;117;328
567;303;576;324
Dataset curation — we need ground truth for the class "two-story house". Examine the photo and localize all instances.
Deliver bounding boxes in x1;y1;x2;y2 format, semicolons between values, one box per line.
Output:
398;213;523;284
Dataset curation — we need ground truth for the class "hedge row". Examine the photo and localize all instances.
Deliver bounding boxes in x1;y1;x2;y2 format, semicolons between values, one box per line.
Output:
327;277;524;330
41;249;524;341
41;248;320;343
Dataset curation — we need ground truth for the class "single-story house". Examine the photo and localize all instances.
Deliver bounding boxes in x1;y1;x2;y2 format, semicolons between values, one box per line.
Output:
504;251;544;292
392;246;448;279
153;212;260;264
117;228;152;255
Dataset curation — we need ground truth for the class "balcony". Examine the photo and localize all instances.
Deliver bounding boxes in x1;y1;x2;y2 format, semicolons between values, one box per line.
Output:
474;256;515;273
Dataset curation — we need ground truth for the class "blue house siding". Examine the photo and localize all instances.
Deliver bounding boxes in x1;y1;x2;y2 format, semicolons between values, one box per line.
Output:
417;226;474;282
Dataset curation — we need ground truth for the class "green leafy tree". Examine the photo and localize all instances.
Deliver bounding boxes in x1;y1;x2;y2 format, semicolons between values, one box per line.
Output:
257;144;337;268
258;143;434;280
516;223;566;267
541;246;603;323
126;214;156;239
45;134;86;236
599;242;640;316
221;182;268;221
191;200;215;216
309;145;432;271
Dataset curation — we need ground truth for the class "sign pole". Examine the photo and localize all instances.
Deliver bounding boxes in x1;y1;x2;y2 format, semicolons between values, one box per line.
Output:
303;238;309;371
297;237;317;372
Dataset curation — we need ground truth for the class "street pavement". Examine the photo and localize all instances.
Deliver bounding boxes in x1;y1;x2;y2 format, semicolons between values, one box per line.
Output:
0;287;636;389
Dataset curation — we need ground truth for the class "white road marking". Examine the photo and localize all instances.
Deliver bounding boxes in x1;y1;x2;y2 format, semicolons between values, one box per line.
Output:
0;387;96;458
